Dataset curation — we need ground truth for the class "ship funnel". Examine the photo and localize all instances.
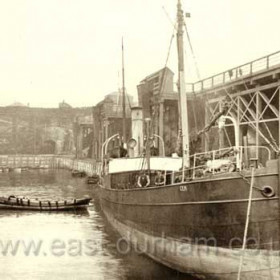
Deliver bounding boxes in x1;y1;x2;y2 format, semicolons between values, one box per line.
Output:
131;106;143;157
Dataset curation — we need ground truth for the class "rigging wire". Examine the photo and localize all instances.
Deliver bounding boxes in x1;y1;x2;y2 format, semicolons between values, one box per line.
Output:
155;8;177;151
160;7;182;153
183;43;198;136
162;6;177;30
184;23;201;81
160;30;176;95
160;5;177;96
183;20;202;139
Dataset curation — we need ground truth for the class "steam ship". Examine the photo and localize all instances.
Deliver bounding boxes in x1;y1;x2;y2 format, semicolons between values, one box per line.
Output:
98;1;280;279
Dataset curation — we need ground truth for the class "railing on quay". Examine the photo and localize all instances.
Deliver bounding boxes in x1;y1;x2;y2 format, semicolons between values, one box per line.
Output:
186;51;280;93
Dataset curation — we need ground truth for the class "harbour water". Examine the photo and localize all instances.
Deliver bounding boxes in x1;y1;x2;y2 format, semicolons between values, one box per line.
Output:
0;169;195;280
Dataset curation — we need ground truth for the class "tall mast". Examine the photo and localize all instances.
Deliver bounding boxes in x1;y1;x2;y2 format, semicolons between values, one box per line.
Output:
177;0;190;168
122;37;126;143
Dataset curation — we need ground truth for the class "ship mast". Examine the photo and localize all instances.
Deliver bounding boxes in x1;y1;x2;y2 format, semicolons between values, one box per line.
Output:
177;0;190;168
122;37;126;143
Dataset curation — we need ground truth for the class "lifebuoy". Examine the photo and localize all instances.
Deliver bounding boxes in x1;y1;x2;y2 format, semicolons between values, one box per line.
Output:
137;174;150;188
261;186;275;198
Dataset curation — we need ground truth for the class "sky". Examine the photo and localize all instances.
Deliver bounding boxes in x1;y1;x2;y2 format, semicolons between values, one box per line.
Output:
0;0;280;108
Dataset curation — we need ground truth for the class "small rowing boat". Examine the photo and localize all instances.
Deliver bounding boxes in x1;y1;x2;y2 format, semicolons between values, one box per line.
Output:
0;195;92;211
71;170;87;177
87;174;100;184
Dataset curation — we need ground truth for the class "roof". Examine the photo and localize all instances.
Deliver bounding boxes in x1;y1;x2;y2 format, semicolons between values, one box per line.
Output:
140;67;174;83
7;102;27;107
59;100;72;108
96;91;133;107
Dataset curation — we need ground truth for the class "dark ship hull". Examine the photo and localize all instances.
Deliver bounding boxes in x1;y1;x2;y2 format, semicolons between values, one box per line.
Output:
99;160;280;279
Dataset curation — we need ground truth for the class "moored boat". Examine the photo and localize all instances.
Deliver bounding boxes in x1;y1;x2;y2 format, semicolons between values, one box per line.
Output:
97;1;280;279
0;166;11;173
0;195;92;211
71;169;87;177
87;174;100;184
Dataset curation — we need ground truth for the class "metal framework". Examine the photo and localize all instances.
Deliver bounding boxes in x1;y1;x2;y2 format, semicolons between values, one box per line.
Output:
205;82;280;159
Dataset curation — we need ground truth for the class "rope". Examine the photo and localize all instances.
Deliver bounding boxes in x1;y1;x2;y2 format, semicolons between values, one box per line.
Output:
159;31;175;96
162;6;177;30
237;167;255;280
183;21;202;136
238;170;263;191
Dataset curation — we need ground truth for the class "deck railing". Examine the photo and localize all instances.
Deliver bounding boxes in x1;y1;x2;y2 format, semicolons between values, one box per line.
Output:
186;50;280;93
167;145;271;184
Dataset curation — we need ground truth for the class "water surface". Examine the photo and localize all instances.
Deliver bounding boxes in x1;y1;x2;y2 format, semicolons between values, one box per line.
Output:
0;169;195;279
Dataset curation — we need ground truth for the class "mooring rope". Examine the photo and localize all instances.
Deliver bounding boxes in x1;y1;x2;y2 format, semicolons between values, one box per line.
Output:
238;170;263;191
237;167;255;280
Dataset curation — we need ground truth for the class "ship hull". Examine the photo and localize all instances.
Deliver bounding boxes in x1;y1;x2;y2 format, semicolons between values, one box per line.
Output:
99;168;280;279
104;209;279;280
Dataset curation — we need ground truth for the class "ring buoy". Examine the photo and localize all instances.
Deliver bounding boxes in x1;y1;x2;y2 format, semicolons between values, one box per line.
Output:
137;174;150;188
261;186;275;198
155;174;165;186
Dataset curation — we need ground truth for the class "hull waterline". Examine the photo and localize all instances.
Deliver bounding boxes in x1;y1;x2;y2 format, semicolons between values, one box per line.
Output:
103;209;279;280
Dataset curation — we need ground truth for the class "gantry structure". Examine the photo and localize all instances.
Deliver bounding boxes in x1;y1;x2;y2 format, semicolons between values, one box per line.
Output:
186;51;280;162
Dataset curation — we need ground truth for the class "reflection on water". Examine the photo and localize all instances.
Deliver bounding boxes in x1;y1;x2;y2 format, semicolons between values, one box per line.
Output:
0;170;195;280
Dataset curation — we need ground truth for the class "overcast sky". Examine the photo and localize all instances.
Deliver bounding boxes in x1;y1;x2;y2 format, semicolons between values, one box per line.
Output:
0;0;279;108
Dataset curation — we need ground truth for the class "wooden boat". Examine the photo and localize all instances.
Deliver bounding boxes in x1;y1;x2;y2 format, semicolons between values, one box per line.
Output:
0;166;11;173
98;1;280;279
71;169;87;177
0;195;92;211
87;174;100;184
12;167;22;173
21;166;29;172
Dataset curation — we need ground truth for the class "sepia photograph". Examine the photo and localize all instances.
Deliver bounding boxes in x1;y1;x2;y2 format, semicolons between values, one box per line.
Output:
0;0;280;279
